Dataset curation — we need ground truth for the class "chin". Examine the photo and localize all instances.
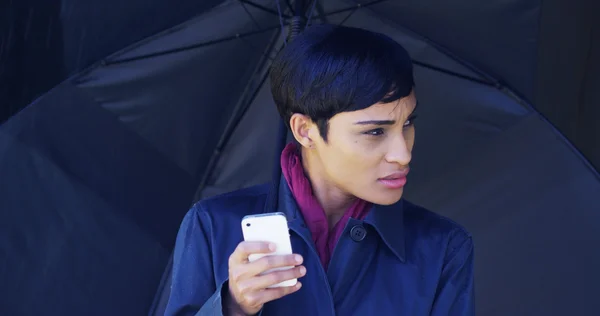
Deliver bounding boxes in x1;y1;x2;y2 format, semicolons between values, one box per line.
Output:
365;189;404;206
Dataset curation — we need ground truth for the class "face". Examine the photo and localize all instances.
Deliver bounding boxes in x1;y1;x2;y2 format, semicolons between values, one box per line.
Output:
291;90;417;205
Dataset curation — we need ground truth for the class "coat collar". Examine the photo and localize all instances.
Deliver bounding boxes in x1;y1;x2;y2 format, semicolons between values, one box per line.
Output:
364;200;406;262
272;176;406;263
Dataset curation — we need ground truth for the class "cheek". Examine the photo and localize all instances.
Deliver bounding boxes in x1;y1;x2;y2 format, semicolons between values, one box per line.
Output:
404;127;415;150
323;139;381;181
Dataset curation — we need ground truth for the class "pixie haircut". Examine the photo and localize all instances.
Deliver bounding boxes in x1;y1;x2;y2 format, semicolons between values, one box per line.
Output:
270;24;415;141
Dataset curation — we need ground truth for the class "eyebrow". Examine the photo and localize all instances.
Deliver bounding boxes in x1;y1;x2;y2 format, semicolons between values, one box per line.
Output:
353;101;419;126
354;119;395;126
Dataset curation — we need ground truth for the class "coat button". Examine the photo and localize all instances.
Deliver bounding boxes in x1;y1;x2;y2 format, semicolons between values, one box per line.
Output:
350;225;367;242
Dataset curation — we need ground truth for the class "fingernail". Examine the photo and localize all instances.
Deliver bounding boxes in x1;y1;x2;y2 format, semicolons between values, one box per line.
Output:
299;266;306;275
294;254;302;264
268;243;276;251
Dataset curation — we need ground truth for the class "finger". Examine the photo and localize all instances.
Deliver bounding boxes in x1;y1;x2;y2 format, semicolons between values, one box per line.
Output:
246;254;303;276
230;241;275;264
250;265;306;290
245;282;302;306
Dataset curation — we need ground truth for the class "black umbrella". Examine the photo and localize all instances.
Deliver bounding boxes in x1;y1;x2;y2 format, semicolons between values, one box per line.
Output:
1;1;599;315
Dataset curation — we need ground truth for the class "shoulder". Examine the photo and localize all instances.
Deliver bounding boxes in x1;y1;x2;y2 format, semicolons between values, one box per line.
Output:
194;183;271;213
402;199;473;254
186;183;271;232
174;184;271;277
169;185;273;305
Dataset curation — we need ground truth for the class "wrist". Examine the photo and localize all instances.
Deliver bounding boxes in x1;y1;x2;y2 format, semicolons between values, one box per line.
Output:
223;286;250;316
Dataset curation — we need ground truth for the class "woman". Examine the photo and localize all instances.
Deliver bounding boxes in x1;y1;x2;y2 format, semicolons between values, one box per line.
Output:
164;24;474;316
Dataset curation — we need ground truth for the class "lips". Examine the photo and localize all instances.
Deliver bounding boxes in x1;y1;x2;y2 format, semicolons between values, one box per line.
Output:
378;168;410;189
380;169;409;180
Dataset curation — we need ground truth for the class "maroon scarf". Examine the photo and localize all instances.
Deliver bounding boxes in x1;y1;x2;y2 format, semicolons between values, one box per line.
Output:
280;142;371;269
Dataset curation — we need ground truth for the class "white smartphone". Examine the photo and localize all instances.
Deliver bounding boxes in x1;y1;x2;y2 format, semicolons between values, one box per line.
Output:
241;212;297;288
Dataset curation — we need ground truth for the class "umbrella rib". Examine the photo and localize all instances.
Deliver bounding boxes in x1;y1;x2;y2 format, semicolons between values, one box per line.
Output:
194;41;284;199
337;7;358;26
104;0;385;66
317;0;389;19
105;1;492;87
239;1;263;30
239;0;291;19
285;0;295;15
195;66;271;197
105;25;283;65
314;0;329;24
305;0;319;27
412;59;496;87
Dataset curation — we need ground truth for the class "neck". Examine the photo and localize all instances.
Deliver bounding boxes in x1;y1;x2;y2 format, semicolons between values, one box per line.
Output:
300;147;356;227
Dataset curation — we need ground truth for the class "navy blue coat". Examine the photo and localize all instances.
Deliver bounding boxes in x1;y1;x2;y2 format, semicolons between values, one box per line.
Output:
164;178;475;315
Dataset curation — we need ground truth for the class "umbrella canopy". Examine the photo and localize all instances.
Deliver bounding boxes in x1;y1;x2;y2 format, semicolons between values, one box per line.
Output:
1;1;599;315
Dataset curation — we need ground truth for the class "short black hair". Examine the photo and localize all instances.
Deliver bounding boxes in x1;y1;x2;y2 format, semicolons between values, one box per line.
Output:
270;24;414;141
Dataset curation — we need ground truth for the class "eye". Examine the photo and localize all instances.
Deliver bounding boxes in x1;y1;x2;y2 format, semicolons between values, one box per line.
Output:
363;128;385;136
404;115;418;127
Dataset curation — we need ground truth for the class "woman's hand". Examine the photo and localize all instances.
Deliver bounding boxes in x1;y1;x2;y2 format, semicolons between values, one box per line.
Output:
226;241;306;315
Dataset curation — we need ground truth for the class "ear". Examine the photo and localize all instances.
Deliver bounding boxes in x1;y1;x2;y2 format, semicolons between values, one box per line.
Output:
289;113;317;148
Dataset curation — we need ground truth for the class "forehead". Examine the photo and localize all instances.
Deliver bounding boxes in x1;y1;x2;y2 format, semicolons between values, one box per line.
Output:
336;92;417;121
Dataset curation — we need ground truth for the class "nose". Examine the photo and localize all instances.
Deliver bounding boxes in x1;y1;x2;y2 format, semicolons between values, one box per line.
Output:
384;135;412;166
